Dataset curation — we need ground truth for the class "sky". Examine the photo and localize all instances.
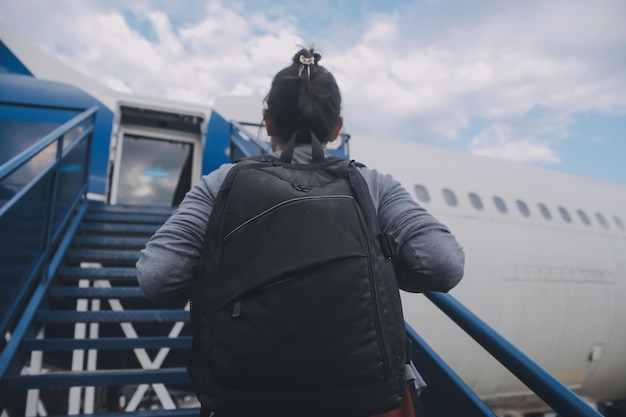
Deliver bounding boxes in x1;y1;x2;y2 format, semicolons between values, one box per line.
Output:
1;0;625;183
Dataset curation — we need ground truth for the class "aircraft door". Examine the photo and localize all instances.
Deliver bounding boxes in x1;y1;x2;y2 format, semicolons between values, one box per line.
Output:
108;106;204;207
111;134;194;206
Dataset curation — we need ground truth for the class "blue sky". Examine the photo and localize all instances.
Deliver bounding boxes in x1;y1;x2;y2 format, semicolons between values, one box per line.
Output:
1;0;625;183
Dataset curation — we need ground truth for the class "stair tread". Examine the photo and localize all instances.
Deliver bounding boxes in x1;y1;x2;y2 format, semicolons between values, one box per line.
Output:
48;285;144;298
2;368;189;390
73;235;149;249
84;212;171;224
67;248;141;259
79;223;160;235
59;266;137;280
22;336;191;351
87;202;176;215
35;309;190;323
41;409;198;417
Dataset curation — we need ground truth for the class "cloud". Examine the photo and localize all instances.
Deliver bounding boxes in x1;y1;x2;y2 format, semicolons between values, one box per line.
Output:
1;0;624;169
469;124;561;165
0;0;304;104
331;0;626;145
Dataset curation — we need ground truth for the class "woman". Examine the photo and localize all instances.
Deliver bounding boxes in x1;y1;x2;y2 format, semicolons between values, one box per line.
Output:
137;48;464;417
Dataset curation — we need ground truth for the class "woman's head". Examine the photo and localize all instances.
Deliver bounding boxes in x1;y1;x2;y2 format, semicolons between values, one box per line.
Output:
264;48;342;147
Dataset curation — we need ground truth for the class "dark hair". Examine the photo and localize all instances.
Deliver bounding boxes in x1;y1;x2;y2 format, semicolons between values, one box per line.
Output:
264;48;341;145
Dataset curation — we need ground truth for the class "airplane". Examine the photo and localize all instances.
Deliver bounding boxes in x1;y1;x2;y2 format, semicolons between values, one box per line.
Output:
1;23;625;416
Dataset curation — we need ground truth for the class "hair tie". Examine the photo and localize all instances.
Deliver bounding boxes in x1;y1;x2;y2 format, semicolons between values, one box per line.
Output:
298;55;315;79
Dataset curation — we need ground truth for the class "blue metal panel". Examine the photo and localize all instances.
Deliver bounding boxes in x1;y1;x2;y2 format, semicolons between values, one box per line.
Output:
0;40;32;75
86;105;113;196
0;173;51;325
0;73;95;109
0;73;114;196
202;111;231;174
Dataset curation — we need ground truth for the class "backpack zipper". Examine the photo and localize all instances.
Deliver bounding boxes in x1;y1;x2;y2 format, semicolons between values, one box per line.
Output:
354;201;391;378
224;195;353;241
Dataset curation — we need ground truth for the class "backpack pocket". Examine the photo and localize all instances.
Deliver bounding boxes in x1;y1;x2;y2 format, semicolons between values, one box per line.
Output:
211;196;388;392
212;254;385;392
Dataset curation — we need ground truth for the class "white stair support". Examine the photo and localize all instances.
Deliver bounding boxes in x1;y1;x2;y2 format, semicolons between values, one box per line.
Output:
68;279;90;415
25;327;47;417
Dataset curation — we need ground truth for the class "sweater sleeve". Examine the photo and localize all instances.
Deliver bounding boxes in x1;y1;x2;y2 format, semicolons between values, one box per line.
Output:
359;167;465;293
136;164;233;302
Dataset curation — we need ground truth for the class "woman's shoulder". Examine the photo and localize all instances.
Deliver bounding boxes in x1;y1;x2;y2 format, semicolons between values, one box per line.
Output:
199;163;235;192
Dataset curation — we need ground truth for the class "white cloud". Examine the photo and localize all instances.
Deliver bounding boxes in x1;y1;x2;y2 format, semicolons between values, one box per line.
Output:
1;0;624;166
469;124;561;165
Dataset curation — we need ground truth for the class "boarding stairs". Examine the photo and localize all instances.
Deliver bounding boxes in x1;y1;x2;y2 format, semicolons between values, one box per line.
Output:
2;203;196;416
0;107;604;416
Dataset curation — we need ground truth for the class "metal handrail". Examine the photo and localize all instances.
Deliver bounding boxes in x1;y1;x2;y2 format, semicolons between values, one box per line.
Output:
0;106;97;382
406;323;496;416
423;291;602;417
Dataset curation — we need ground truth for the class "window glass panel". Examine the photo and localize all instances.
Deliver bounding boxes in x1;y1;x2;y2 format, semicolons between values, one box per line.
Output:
558;207;572;223
493;196;507;214
414;185;430;203
516;200;530;217
442;189;458;207
596;213;609;229
116;135;193;206
538;204;551;220
577;210;591;226
469;192;483;210
614;215;625;231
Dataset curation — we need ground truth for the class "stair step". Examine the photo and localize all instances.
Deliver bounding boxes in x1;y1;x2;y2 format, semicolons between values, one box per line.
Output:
80;223;160;236
2;368;189;390
73;235;149;250
35;309;189;323
22;336;191;351
84;212;171;224
46;410;199;417
66;249;140;265
59;266;137;282
48;286;144;298
87;203;176;216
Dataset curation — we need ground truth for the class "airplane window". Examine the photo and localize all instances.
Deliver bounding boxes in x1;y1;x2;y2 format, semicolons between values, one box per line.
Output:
493;196;507;214
442;189;458;207
516;200;530;217
558;207;572;223
469;192;483;210
414;185;430;203
577;210;591;226
538;203;551;220
596;213;609;229
614;215;625;231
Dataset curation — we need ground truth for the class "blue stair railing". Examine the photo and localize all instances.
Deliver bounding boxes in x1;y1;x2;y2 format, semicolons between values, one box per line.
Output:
0;106;97;390
407;292;603;417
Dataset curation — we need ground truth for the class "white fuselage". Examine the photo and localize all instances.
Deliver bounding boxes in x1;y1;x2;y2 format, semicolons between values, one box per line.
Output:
351;136;626;407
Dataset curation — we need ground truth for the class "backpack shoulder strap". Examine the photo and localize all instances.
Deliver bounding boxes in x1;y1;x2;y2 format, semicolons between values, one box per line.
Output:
348;161;396;260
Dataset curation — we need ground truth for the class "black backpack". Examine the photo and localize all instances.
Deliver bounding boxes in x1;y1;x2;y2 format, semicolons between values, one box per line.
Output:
189;134;408;417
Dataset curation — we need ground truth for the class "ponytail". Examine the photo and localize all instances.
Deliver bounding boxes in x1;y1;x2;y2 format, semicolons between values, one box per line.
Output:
264;47;341;145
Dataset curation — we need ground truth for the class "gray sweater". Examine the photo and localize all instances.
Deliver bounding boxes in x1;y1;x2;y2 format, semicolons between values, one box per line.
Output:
136;147;464;302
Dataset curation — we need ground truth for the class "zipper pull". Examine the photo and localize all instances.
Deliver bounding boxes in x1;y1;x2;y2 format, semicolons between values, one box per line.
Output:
232;299;242;318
